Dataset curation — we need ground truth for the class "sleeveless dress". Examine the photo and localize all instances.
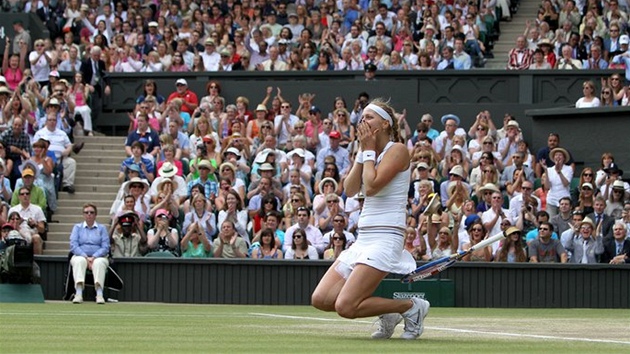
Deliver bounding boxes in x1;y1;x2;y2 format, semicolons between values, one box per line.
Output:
336;142;417;276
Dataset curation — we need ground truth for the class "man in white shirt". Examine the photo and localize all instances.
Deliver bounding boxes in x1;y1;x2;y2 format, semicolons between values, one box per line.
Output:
8;186;46;254
33;111;77;193
284;207;325;256
273;101;300;148
200;38;221;71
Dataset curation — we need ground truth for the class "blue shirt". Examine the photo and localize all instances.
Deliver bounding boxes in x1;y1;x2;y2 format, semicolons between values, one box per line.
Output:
526;230;559;244
125;128;161;153
120;156;155;180
188;177;218;199
317;146;350;175
70;221;110;257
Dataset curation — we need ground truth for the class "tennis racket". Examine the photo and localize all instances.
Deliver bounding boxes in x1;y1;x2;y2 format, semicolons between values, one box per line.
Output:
401;231;506;283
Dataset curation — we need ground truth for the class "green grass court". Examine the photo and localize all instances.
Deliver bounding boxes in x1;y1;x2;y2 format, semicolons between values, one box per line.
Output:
1;303;628;353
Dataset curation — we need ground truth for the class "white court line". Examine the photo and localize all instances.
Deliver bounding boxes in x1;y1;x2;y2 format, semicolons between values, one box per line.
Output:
249;312;630;346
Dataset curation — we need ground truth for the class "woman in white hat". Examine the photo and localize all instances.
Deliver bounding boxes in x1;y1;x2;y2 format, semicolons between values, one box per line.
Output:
543;147;573;217
312;99;430;340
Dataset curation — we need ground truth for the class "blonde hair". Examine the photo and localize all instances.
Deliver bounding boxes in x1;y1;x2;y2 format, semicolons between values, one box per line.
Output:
367;98;401;143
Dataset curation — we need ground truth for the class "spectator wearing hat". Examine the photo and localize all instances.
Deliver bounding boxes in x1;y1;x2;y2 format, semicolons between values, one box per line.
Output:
112;177;150;222
433;114;466;160
248;162;284;200
316;130;350;175
166;78;198;115
32;111;78;194
218;49;234;71
497;120;522;166
600;163;630;197
605;180;627;218
200;38;221;71
542;147;574;218
149;162;188;204
147;208;179;256
118;141;155;184
535;133;574;178
304;105;323;138
187;159;218;201
439;165;471;206
41;88;74;136
125;114;161;158
364;62;377;81
110;212;147;258
8;186;45;255
565;217;604;263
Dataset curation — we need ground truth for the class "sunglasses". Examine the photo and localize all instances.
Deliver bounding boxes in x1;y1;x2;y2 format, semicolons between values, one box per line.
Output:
293;235;303;239
19;192;30;196
332;237;345;241
83;210;96;215
538;227;549;231
471;228;483;232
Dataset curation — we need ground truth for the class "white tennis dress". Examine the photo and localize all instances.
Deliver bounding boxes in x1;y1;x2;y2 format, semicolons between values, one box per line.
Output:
337;142;417;277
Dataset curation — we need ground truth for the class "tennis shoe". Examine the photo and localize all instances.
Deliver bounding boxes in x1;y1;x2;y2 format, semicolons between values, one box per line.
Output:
371;313;403;339
72;294;83;304
96;295;105;304
401;297;430;340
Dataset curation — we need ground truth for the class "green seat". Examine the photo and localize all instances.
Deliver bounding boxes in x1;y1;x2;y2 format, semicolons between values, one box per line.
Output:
570;177;580;191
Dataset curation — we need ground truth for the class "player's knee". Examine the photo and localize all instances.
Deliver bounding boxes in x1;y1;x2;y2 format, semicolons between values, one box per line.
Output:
311;291;335;312
334;298;358;319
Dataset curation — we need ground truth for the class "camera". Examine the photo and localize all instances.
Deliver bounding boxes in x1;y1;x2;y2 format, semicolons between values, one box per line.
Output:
197;143;207;156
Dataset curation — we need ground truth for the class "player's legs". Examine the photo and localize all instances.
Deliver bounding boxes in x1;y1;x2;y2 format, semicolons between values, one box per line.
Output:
334;263;413;319
311;260;346;312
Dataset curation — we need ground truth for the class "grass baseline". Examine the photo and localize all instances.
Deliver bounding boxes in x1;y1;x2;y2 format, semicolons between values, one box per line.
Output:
0;303;628;353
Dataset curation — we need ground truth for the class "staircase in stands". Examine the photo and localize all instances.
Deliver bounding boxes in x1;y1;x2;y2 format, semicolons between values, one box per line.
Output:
485;0;540;69
44;136;125;256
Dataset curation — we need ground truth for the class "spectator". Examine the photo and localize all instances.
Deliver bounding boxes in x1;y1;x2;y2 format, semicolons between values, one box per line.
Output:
507;36;533;70
535;133;574;178
69;203;110;304
80;46;111;124
146;208;179;256
495;227;527;262
322;213;355;250
124;114;161;159
556;44;582;69
284;228;319;259
551;197;574;237
251;228;283;259
587;196;615;238
180;218;213;258
118;141;155;184
212;220;247;258
166;78;198;116
217;189;249;244
601;221;630;264
528;222;568;263
284;206;325;256
149;162;188;204
575;80;601;107
33;111;78;194
10;163;46;210
110;212;147;258
565;217;604;263
543;147;574;218
7;185;44;255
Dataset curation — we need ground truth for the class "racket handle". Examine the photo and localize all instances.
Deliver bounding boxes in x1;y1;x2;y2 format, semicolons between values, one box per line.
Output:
471;231;506;251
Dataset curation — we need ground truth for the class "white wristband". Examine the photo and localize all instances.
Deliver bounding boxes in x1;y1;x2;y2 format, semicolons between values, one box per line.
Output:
363;150;376;162
355;150;364;164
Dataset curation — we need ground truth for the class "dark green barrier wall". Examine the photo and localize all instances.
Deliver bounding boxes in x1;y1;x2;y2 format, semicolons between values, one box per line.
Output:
36;256;630;308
